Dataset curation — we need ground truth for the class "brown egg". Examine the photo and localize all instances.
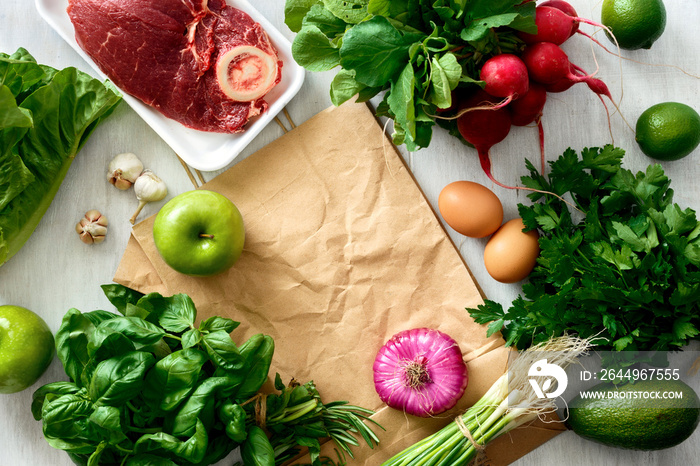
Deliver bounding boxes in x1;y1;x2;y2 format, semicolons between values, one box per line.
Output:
484;218;540;283
438;181;504;238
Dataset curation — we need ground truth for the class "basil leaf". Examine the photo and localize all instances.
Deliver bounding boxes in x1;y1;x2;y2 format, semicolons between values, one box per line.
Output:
125;303;150;320
241;426;275;466
96;316;166;346
181;328;202;349
232;334;275;400
41;393;96;448
89;406;127;443
32;381;80;421
87;326;136;361
55;309;97;385
219;401;247;443
158;294;197;332
82;310;118;327
86;441;108;466
171;377;241;437
202;330;244;371
199;315;239;333
142;348;208;412
136;293;196;333
125;455;179;466
88;351;155;406
101;284;145;315
133;419;207;464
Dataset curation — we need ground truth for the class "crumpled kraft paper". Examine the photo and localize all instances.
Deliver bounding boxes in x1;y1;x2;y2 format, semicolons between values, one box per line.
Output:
114;101;566;464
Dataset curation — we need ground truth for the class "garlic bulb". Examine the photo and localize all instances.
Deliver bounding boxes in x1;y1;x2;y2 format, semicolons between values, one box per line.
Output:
108;152;144;190
76;210;108;244
130;170;168;224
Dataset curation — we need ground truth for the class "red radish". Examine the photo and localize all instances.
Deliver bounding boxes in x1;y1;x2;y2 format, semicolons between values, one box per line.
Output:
569;63;615;141
509;81;547;126
456;90;578;197
456;90;515;189
518;6;577;45
539;0;580;34
479;54;529;108
570;63;613;100
544;64;582;93
541;0;699;81
544;75;576;93
457;90;511;149
509;81;547;173
533;1;622;53
521;42;600;87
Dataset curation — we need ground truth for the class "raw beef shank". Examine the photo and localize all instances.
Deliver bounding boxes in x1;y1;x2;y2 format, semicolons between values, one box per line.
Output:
67;0;283;133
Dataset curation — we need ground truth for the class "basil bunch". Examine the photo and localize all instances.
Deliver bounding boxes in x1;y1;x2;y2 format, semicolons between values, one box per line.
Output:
32;285;379;465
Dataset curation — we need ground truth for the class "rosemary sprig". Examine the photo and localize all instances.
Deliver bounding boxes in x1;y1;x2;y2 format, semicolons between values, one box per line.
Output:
236;375;383;466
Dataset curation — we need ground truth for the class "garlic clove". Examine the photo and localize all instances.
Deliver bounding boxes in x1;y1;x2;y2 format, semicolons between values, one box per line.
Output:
130;170;168;224
76;210;108;244
108;152;144;190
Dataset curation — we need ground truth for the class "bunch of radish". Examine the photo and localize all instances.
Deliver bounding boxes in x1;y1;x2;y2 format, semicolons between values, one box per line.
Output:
455;0;618;191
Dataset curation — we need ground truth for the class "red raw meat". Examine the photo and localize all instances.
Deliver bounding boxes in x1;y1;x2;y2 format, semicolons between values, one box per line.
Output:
67;0;283;133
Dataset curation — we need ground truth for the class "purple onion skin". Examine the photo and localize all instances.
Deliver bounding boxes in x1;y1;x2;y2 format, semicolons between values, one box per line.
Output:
373;328;469;417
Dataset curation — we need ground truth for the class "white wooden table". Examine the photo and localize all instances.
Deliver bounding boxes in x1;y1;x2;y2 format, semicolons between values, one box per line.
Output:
1;1;699;465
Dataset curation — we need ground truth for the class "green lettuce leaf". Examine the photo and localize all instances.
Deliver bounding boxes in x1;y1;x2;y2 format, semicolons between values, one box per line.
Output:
0;48;122;267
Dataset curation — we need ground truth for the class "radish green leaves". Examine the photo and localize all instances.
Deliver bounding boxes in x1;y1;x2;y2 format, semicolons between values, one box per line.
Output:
284;0;536;150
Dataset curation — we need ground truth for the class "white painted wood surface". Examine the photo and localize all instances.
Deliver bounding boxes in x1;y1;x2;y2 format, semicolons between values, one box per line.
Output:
1;1;699;465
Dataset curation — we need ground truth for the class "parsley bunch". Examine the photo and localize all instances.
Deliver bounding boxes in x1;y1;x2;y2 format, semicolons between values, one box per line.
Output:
469;146;700;352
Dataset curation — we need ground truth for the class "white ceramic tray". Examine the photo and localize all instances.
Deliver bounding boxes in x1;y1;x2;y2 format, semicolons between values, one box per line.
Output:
35;0;305;171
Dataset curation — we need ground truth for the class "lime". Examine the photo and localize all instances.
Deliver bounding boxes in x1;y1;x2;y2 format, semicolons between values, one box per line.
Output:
635;102;700;161
601;0;667;50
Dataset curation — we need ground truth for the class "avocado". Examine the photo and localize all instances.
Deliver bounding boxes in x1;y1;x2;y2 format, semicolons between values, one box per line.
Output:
566;379;700;450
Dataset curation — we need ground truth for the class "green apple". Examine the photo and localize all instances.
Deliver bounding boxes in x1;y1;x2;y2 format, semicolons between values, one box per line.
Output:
153;190;245;276
0;305;55;394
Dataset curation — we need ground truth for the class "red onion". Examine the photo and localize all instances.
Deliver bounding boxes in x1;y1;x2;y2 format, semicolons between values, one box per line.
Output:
372;328;468;417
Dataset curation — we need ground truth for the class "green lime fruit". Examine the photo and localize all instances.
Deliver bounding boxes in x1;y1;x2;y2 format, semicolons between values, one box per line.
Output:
635;102;700;161
0;305;55;394
153;190;245;276
601;0;667;50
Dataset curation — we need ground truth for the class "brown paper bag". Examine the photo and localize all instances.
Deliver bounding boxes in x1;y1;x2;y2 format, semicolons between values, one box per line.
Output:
114;101;566;464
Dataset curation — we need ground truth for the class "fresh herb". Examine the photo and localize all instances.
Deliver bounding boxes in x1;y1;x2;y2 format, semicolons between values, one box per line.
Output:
32;284;380;465
284;0;536;150
468;145;700;353
235;375;381;466
0;48;122;266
